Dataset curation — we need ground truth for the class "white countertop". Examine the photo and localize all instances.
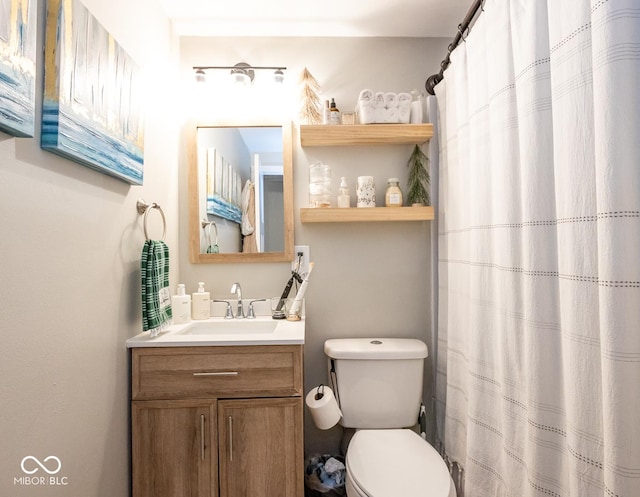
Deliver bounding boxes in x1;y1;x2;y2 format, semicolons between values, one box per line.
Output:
126;315;305;348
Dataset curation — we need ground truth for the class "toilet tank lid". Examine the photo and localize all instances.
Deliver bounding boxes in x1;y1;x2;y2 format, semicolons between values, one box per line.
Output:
324;338;428;360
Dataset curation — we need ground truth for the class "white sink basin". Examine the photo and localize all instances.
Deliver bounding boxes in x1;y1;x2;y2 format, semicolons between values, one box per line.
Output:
126;315;304;347
177;320;278;335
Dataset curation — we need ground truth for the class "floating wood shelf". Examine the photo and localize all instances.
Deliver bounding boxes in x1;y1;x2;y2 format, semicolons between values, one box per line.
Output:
300;124;433;147
300;206;434;223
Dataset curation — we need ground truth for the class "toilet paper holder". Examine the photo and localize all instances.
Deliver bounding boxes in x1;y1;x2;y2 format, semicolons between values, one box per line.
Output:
306;383;342;430
314;384;326;401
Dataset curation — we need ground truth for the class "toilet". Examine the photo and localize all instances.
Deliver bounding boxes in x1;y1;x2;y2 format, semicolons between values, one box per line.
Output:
324;338;456;497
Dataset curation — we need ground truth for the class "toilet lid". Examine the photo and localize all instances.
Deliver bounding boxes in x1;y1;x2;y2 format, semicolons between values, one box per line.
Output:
346;430;451;497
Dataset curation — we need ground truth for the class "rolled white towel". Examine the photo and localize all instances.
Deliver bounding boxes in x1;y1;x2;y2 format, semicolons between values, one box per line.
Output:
374;106;386;122
358;89;374;106
384;92;398;108
398;92;412;108
374;92;385;108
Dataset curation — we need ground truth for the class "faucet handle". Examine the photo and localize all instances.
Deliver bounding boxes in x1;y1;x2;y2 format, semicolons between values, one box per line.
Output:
247;299;266;319
213;299;234;319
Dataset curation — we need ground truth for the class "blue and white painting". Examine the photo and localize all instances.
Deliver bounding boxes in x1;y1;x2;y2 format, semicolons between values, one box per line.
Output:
206;148;242;224
0;0;37;137
42;0;144;184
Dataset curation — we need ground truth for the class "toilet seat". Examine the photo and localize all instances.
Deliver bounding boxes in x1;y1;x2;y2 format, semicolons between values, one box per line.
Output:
346;429;452;497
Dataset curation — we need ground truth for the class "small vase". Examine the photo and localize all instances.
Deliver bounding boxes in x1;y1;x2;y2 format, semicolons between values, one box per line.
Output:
356;176;376;208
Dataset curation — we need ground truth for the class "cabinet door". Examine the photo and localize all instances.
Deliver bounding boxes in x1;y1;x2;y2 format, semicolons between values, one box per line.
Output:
132;400;217;497
218;397;303;497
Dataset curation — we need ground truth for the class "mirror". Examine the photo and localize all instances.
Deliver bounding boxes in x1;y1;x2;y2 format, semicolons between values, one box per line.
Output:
188;122;294;263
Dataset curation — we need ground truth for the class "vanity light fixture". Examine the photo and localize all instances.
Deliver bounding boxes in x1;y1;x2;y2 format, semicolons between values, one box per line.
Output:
193;62;287;85
230;62;254;85
195;68;206;83
273;69;285;84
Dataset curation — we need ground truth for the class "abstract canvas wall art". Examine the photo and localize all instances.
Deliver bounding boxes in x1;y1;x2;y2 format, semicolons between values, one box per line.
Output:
0;0;37;137
205;147;242;224
42;0;145;184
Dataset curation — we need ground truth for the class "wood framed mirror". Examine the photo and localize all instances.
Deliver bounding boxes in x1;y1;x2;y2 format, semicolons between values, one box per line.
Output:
188;121;294;263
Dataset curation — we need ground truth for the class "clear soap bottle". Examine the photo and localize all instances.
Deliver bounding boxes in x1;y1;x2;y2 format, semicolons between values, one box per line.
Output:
337;177;351;208
191;281;211;320
172;284;191;324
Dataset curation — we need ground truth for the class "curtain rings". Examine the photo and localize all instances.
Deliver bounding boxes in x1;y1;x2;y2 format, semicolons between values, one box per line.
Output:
458;23;468;43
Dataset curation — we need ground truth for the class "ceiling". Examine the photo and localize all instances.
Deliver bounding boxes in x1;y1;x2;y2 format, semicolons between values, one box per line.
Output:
159;0;472;38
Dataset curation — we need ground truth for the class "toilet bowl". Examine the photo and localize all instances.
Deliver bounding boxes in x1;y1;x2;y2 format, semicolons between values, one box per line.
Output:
345;429;455;497
319;338;455;497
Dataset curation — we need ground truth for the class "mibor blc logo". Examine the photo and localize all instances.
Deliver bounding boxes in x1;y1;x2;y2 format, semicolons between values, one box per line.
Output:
14;456;69;486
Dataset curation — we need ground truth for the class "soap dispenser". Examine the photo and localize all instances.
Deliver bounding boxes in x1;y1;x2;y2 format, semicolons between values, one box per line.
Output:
337;177;351;208
171;284;191;324
192;282;211;320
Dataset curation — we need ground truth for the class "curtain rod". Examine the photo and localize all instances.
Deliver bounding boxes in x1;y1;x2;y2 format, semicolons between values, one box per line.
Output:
425;0;485;95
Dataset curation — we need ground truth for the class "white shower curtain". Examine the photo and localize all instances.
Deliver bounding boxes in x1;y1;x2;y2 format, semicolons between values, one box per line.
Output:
435;1;640;496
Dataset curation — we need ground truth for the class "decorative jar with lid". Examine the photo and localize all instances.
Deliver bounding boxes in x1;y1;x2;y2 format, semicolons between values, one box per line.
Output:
385;178;403;207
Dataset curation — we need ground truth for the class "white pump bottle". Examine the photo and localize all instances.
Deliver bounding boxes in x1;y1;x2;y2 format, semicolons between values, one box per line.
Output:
171;284;191;324
191;282;211;320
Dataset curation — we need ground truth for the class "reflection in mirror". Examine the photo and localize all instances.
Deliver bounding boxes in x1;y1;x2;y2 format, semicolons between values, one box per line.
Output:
189;122;293;263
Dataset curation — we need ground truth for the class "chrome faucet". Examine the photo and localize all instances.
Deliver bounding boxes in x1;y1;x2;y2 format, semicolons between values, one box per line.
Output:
230;282;245;319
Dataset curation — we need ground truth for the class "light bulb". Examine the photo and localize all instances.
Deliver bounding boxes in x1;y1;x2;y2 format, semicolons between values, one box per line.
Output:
195;69;206;83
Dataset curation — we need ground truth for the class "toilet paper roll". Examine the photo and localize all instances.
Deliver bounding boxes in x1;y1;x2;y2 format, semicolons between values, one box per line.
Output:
305;385;342;430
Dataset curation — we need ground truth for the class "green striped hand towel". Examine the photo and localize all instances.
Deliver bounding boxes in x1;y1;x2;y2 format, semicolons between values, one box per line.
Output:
141;240;172;336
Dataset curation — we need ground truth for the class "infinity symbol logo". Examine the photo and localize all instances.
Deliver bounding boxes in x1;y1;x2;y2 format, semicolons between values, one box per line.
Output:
21;456;62;475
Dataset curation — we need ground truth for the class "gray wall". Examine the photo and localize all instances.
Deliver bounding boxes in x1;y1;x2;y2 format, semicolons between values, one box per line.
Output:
0;0;178;495
179;36;450;456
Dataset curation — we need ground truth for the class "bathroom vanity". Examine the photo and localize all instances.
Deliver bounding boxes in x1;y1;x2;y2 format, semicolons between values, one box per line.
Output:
127;317;305;497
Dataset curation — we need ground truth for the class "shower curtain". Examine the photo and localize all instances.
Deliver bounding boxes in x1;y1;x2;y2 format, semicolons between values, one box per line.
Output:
434;1;640;496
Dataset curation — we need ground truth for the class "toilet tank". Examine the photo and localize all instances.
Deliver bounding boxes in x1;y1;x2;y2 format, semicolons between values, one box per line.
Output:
324;338;428;429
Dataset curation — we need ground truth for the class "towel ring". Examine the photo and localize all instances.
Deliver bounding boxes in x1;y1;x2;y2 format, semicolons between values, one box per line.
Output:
137;198;166;241
202;220;219;253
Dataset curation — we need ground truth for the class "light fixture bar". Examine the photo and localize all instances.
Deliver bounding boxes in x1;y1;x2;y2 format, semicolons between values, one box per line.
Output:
193;66;287;71
193;63;287;85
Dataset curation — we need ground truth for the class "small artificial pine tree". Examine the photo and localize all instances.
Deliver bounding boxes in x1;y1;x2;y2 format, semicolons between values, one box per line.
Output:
406;144;431;206
298;67;322;124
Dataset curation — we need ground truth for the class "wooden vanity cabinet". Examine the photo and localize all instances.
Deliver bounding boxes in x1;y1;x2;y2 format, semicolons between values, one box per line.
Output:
132;400;217;497
218;398;303;497
131;345;304;497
